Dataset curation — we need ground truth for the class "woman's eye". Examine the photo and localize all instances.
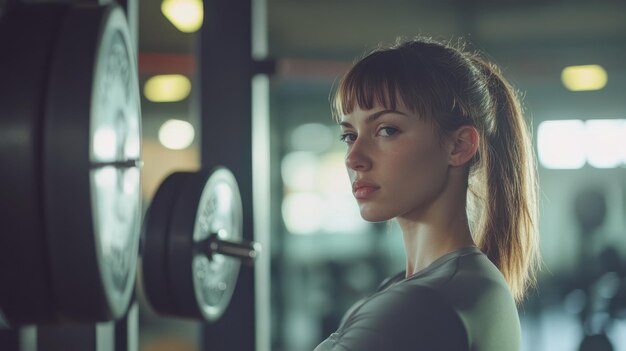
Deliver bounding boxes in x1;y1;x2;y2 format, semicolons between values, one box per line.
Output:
339;132;357;143
378;127;399;137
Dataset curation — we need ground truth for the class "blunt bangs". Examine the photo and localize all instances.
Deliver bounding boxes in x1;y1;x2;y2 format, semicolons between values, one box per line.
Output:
332;48;440;122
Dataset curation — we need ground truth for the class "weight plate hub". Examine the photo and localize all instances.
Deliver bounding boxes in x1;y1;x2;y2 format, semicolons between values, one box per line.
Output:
143;168;260;322
0;3;142;325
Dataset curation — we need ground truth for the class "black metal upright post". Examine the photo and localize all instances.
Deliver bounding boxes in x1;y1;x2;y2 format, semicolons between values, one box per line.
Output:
200;0;256;350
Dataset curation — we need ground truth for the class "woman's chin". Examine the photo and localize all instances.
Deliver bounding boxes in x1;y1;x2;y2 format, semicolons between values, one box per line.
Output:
359;206;394;223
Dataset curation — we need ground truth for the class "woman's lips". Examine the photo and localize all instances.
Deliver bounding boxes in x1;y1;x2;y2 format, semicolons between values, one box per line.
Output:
353;186;379;199
352;180;380;200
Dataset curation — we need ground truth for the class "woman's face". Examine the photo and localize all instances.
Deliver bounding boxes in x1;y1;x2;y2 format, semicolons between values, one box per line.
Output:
340;103;451;222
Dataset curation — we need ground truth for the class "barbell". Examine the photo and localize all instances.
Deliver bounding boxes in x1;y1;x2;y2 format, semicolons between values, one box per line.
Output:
0;1;259;327
142;168;260;322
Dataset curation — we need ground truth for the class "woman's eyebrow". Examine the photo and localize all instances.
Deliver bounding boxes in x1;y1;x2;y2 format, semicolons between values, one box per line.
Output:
340;109;408;128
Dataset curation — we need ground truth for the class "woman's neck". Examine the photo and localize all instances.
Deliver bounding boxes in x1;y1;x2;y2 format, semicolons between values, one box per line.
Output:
396;195;475;278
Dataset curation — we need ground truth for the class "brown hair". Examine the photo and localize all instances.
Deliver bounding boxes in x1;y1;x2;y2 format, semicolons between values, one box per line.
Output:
332;37;540;304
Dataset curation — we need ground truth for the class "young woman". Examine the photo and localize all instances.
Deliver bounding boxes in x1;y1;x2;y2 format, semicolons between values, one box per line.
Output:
314;38;540;351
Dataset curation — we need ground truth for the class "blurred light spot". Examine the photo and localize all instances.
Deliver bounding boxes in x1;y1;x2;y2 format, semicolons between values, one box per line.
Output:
563;289;586;314
281;152;318;191
585;120;625;168
93;127;117;160
320;193;368;233
290;123;334;152
280;150;369;235
537;120;585;169
158;119;195;150
282;193;324;235
161;0;203;33
144;74;191;102
317;152;350;193
561;65;607;91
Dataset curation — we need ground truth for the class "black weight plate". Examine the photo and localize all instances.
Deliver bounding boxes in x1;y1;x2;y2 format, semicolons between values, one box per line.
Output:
43;3;142;321
0;3;72;326
167;168;243;321
166;171;209;319
141;172;194;316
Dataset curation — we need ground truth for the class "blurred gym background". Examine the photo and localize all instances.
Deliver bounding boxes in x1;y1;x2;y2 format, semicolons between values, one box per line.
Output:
136;1;626;350
4;0;624;350
135;0;626;350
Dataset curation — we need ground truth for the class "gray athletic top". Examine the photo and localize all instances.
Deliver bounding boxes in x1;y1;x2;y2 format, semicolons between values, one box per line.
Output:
314;246;521;351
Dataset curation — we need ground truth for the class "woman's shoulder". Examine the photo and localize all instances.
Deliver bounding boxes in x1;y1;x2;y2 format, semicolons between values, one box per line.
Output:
439;249;517;310
397;247;514;305
366;247;510;314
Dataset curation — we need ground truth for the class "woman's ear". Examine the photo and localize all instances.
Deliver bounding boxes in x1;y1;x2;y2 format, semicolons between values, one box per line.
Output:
447;126;479;167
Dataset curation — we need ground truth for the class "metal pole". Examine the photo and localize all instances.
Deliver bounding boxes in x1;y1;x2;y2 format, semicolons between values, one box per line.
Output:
200;0;257;350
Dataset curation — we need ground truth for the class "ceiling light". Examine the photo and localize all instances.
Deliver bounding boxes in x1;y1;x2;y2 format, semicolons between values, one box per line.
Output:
161;0;203;33
158;119;195;150
537;120;586;169
144;74;191;102
537;119;626;169
585;119;624;168
561;65;607;91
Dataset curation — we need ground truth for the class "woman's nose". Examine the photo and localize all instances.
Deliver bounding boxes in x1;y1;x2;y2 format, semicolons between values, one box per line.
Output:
345;142;372;171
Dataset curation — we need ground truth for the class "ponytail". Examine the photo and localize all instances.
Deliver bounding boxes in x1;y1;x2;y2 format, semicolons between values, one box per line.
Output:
468;57;540;304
